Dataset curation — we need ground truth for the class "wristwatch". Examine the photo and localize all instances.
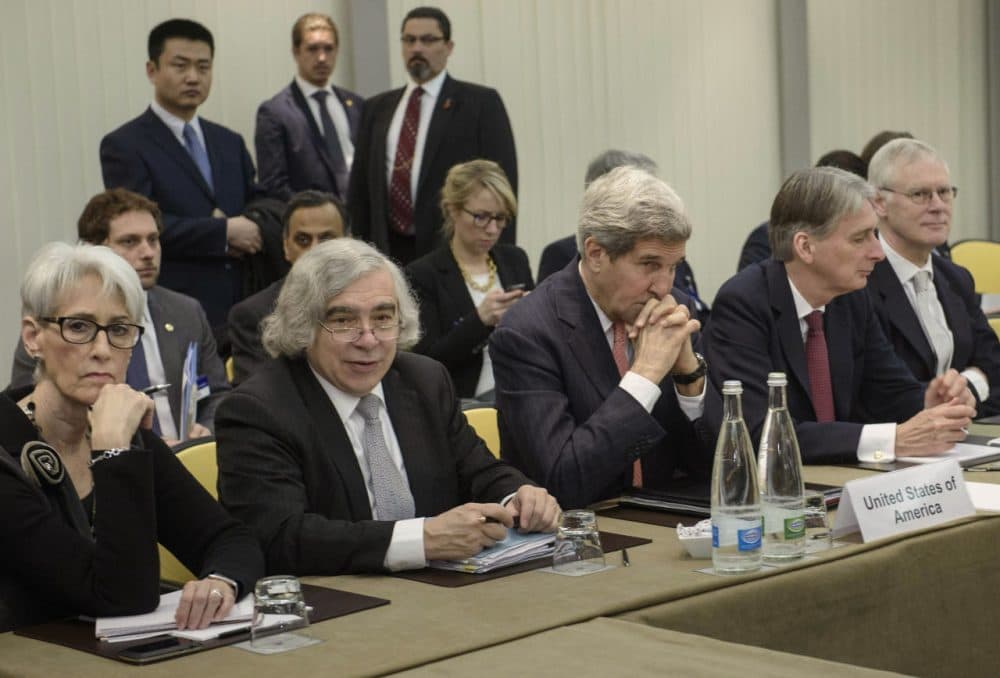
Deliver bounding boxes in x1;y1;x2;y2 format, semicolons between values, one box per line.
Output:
672;352;708;385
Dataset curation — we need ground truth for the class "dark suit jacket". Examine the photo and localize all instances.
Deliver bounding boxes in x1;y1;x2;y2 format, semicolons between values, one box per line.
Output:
100;108;258;327
10;287;230;432
255;81;364;201
704;259;926;464
405;244;533;398
215;352;532;575
489;260;715;510
536;235;709;324
868;257;1000;416
738;222;771;271
227;278;283;385
348;75;518;263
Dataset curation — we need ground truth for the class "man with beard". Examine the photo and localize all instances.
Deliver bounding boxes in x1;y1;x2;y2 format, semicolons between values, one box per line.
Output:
348;6;518;265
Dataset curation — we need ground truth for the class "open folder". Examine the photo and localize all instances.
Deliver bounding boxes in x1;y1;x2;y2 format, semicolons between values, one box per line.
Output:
95;590;253;641
428;530;555;574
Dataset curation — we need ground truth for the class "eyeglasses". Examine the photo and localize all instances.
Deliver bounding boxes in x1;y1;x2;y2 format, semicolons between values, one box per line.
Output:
400;35;446;47
461;208;508;230
318;319;402;343
41;316;144;349
880;186;958;205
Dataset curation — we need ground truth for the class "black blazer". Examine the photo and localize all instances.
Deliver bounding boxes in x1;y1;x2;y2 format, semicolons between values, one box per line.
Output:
227;278;283;385
405;244;533;398
215;352;532;576
0;390;262;631
255;81;364;201
348;75;518;263
867;256;1000;416
704;259;926;464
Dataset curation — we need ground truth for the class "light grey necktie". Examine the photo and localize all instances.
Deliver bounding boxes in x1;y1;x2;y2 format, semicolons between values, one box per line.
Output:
911;270;954;376
355;394;415;521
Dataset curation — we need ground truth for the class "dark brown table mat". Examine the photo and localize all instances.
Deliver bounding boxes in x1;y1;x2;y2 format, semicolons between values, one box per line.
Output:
14;583;388;665
597;505;692;528
394;530;651;588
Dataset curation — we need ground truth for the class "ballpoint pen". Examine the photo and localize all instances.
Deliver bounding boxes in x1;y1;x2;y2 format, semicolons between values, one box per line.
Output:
621;548;630;567
142;383;171;395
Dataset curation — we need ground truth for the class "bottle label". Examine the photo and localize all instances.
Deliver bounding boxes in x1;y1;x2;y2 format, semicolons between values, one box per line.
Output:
737;523;762;551
784;515;806;540
711;524;719;548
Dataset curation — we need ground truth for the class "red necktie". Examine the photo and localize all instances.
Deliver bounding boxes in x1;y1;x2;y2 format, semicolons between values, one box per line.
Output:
389;87;423;235
804;311;835;422
612;322;643;488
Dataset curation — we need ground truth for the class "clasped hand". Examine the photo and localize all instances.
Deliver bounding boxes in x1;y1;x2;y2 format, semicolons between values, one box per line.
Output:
628;296;700;384
89;384;155;450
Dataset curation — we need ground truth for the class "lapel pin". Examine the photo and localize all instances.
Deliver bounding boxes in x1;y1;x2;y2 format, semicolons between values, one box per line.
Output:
164;323;175;332
443;98;453;110
345;99;353;107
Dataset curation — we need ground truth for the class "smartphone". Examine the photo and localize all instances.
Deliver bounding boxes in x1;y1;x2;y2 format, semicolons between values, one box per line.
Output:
505;283;527;292
117;636;198;664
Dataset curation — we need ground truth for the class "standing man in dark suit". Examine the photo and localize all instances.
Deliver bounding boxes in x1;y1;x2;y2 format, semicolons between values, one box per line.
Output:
10;189;230;443
215;239;559;575
228;190;347;384
100;19;261;331
491;167;715;510
706;167;975;465
255;13;364;202
348;6;518;266
866;138;1000;416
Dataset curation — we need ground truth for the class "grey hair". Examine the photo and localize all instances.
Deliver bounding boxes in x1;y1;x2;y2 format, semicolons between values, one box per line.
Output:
21;242;144;321
584;149;658;186
577;165;691;259
769;167;877;262
261;238;421;358
867;138;949;192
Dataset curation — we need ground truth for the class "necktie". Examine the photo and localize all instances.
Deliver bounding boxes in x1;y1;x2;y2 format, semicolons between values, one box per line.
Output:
355;395;415;521
911;271;954;376
612;322;643;488
389;87;423;236
182;123;214;192
804;311;835;423
125;340;162;436
311;90;349;198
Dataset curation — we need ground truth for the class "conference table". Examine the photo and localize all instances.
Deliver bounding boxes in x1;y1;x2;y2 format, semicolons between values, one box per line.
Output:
2;461;999;677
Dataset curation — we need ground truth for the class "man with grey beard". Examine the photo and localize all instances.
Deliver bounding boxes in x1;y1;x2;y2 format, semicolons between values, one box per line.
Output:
348;6;518;266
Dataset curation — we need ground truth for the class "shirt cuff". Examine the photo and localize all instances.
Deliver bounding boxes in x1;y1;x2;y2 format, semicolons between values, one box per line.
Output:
383;518;427;572
961;368;989;403
621;371;662;412
674;378;706;421
857;423;896;463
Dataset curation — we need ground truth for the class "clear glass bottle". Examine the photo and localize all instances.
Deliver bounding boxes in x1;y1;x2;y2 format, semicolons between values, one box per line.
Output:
711;380;762;573
758;372;806;561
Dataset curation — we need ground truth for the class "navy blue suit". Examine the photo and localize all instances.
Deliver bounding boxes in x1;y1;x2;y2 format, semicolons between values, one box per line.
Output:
255;81;364;201
100;108;258;327
868;257;1000;417
490;261;714;509
704;259;926;464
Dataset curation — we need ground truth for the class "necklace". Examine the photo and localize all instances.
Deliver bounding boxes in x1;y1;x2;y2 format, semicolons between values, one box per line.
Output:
453;251;497;293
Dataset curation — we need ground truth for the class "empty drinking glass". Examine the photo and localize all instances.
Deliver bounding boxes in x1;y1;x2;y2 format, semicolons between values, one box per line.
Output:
250;575;311;651
803;490;833;553
552;509;606;574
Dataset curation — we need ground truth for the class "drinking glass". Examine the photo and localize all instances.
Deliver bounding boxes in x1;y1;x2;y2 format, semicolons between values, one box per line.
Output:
803;490;833;553
250;575;310;651
552;509;606;574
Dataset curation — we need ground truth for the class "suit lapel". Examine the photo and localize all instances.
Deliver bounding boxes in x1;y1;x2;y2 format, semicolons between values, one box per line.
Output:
433;248;477;319
149;289;182;426
333;85;362;138
416;75;456;198
141;108;214;201
767;261;811;409
824;297;854;420
381;362;435;516
871;261;936;375
289;81;337;182
556;268;623;398
933;259;969;366
373;89;404;199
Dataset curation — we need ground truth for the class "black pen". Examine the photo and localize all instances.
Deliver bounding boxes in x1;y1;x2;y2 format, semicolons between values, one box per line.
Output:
142;383;171;395
483;516;520;529
622;548;630;567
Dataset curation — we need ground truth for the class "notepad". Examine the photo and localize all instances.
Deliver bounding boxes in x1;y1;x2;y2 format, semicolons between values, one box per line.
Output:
95;590;254;640
428;530;555;574
897;436;1000;467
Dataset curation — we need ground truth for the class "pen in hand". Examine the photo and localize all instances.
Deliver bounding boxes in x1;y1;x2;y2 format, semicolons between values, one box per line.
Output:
142;383;171;395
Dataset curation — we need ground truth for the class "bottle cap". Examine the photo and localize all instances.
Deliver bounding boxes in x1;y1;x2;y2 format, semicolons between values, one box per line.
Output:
722;379;743;395
766;372;787;386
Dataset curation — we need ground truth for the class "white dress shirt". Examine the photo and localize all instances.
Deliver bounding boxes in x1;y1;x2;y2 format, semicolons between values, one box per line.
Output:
150;99;206;149
138;293;179;440
385;70;448;200
465;271;501;397
294;74;355;170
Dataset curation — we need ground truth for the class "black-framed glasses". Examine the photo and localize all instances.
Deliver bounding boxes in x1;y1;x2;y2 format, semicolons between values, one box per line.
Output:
40;316;144;349
461;208;508;230
400;35;445;47
318;319;402;343
880;185;958;205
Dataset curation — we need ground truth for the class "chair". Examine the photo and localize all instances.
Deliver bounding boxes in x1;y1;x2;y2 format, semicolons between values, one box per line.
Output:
225;356;235;383
950;240;1000;293
464;407;500;458
158;439;219;585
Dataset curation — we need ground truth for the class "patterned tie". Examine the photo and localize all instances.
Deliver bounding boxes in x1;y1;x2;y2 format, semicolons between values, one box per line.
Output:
182;123;214;192
311;90;349;198
612;322;643;488
911;271;954;376
389;87;423;236
355;394;415;521
125;340;162;436
804;311;835;423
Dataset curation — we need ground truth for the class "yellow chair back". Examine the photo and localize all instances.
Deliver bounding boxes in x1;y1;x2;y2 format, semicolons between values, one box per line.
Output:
225;357;235;383
158;440;219;585
990;317;1000;340
465;407;500;458
950;240;1000;294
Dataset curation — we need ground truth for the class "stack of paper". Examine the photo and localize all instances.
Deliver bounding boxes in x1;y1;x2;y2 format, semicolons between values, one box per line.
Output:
96;590;254;642
429;530;555;574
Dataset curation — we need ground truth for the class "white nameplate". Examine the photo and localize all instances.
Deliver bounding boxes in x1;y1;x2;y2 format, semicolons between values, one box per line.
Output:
832;459;974;542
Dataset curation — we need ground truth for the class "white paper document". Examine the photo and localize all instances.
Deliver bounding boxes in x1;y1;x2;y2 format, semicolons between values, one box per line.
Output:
95;590;254;640
897;439;1000;466
429;530;555;573
965;482;1000;512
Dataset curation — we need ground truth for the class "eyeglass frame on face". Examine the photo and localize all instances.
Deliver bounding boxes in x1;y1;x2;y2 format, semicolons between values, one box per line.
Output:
40;316;144;349
318;305;402;343
460;208;508;230
879;185;958;206
400;34;445;47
